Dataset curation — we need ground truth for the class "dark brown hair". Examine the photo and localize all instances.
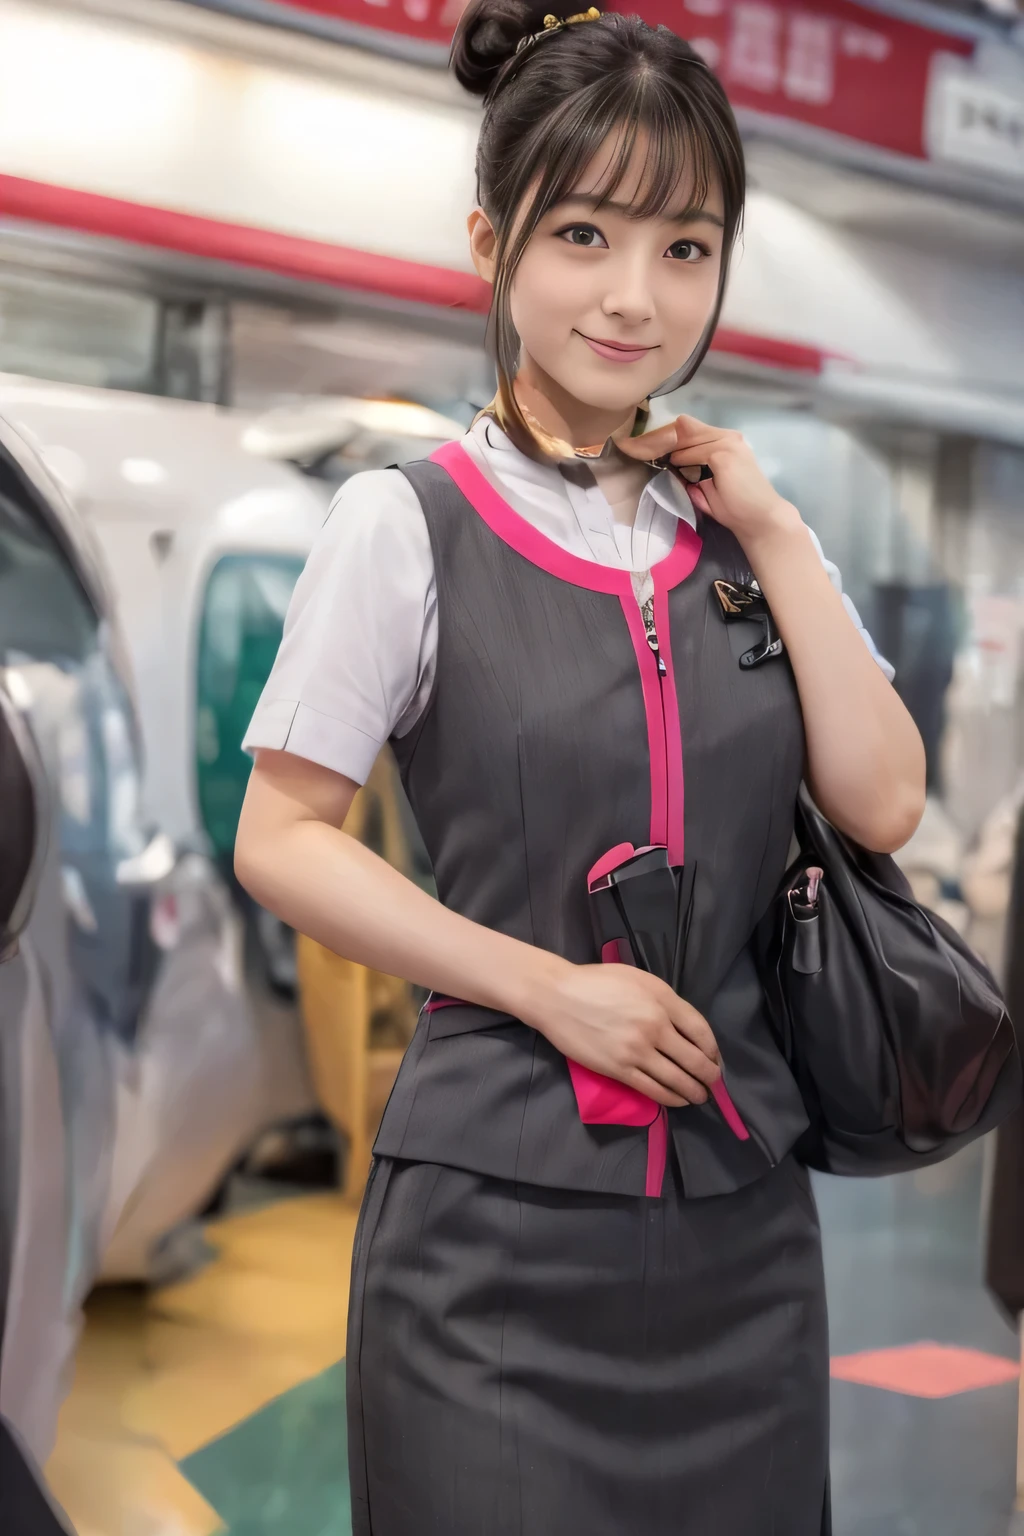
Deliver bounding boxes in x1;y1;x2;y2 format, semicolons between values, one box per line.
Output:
451;0;745;402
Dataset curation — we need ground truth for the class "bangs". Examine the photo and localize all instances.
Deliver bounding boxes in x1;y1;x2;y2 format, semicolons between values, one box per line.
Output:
498;66;736;257
580;93;716;223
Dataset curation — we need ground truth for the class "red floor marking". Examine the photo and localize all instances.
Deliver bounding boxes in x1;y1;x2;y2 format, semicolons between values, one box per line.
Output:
830;1342;1021;1399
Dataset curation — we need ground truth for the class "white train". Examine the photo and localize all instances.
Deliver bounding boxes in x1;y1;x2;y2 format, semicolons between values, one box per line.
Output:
0;405;262;1468
0;372;457;1336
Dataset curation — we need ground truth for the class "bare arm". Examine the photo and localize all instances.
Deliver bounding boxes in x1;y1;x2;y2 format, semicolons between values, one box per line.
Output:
236;748;559;1013
743;516;925;853
235;748;722;1108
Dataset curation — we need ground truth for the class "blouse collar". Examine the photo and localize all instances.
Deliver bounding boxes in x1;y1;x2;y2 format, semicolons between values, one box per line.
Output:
477;377;652;466
467;415;697;532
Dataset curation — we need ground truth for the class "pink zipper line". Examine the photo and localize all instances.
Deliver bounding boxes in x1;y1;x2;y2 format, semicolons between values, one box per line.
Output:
617;594;674;1193
654;588;749;1146
624;575;751;1174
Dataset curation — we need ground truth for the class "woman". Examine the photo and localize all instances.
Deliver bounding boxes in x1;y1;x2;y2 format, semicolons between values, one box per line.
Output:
235;4;926;1530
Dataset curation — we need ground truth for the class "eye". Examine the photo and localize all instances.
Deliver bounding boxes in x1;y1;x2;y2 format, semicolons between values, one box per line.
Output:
665;239;710;263
557;223;609;249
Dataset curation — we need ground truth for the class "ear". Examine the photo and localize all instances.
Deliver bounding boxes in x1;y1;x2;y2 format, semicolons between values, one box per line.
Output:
468;207;498;285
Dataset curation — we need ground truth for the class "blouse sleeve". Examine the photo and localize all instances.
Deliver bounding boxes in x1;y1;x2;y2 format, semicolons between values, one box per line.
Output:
241;468;435;786
807;529;895;683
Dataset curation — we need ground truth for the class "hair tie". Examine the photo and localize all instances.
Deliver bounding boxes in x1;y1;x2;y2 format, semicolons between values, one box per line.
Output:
516;7;601;54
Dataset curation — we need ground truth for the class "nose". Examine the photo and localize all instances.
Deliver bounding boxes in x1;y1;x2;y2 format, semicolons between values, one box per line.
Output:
600;249;655;328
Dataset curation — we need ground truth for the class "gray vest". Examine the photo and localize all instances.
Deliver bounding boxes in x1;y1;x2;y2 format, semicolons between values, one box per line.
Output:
375;447;810;1198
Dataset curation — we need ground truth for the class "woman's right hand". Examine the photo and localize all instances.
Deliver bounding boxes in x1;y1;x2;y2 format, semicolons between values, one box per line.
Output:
520;961;722;1108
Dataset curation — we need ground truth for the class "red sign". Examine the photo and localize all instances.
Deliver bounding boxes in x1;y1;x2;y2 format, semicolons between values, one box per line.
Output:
644;0;972;160
246;0;973;160
262;0;466;48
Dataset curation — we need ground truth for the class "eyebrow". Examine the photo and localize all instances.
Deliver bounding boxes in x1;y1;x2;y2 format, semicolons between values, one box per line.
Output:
554;194;725;229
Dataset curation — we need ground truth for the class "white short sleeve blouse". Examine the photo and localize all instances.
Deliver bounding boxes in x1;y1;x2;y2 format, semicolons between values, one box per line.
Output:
242;418;894;785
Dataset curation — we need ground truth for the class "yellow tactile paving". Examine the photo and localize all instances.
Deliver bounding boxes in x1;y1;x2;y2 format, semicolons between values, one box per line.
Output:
47;1438;225;1536
46;1192;358;1534
46;1289;224;1536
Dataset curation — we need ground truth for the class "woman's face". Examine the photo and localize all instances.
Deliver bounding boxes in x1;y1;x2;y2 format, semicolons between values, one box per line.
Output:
479;132;726;420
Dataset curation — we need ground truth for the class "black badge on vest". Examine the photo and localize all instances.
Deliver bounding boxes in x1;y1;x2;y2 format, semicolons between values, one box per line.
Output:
714;579;784;669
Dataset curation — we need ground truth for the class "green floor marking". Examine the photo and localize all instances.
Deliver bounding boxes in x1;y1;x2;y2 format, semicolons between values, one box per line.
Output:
179;1359;350;1536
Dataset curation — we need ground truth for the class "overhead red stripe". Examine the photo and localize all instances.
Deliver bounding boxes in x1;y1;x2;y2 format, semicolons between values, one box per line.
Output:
712;327;841;374
0;175;838;374
0;174;492;315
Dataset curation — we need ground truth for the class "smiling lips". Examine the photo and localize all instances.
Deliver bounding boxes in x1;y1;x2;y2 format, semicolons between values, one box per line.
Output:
579;333;657;365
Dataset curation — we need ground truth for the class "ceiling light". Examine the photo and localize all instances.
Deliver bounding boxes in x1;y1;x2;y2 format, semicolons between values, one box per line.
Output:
121;458;166;486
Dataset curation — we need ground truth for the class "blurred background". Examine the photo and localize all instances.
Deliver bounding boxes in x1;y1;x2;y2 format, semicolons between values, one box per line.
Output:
0;0;1024;1531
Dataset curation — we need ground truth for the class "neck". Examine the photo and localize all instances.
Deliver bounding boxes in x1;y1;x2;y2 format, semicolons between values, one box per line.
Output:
514;358;637;451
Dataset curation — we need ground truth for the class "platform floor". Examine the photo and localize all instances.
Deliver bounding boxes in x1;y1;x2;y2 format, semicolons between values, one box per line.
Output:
45;1142;1021;1535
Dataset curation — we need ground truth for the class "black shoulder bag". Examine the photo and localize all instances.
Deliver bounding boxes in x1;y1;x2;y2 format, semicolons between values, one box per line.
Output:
754;785;1022;1176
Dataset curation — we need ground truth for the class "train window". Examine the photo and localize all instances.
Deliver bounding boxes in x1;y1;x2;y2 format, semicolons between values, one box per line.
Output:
195;553;304;861
0;467;97;665
161;299;230;404
228;300;492;415
0;271;160;394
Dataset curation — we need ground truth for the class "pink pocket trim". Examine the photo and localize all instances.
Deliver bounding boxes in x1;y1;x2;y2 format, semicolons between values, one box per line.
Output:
646;1109;669;1197
711;1081;751;1141
566;1060;661;1128
423;995;462;1014
587;842;637;891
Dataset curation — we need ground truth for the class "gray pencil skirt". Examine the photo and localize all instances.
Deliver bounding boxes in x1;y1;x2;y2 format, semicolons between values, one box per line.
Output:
346;1153;830;1536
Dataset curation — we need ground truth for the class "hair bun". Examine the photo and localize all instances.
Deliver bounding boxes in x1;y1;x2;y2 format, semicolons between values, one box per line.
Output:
450;0;554;96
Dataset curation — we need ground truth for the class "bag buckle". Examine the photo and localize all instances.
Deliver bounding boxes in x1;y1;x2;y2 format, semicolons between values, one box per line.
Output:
788;865;823;919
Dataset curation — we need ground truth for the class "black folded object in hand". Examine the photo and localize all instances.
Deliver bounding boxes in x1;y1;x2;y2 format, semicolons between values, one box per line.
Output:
588;845;696;992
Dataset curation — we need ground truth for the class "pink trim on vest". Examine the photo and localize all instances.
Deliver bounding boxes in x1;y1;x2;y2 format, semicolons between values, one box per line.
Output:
587;843;637;890
588;844;662;891
430;441;701;595
424;995;462;1014
427;438;749;1181
619;595;671;853
646;1109;670;1197
711;1081;750;1140
652;583;685;866
614;588;680;1183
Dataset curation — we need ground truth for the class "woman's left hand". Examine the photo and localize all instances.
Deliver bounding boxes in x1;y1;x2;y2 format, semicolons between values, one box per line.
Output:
620;414;802;550
624;414;925;853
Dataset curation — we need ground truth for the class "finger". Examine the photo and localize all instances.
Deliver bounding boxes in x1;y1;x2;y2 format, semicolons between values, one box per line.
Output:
655;1024;721;1087
625;1068;689;1108
684;481;712;517
665;996;720;1064
670;412;718;438
690;475;730;521
627;1063;707;1108
670;417;746;451
667;456;725;519
617;414;721;460
668;444;727;466
640;1051;711;1105
616;421;684;460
